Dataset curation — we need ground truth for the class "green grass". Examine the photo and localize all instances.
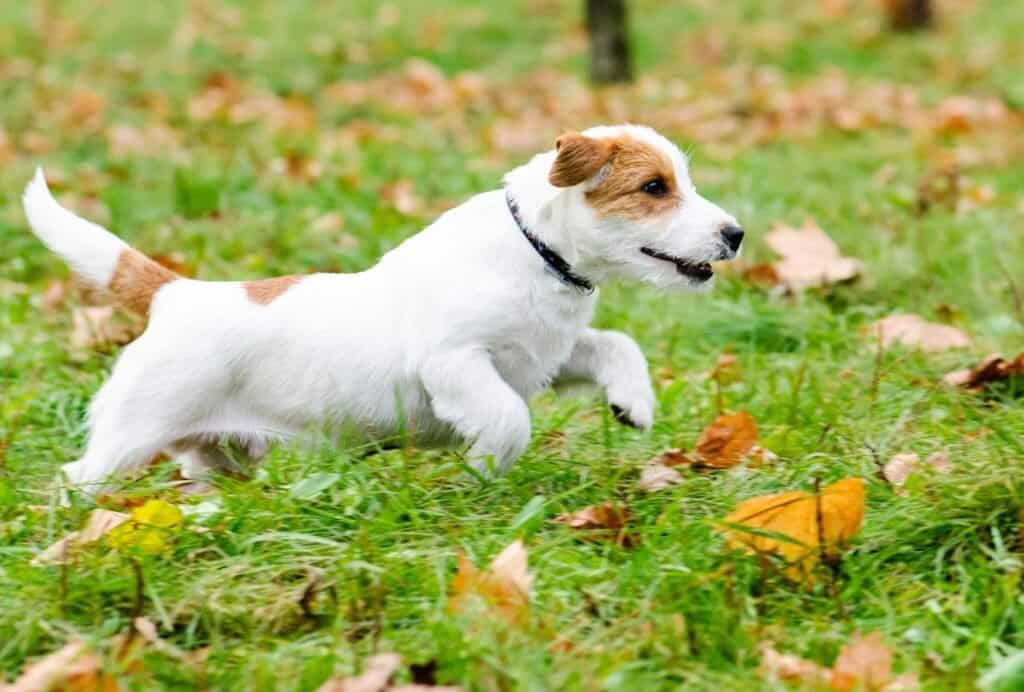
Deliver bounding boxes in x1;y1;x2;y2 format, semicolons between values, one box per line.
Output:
2;0;1024;689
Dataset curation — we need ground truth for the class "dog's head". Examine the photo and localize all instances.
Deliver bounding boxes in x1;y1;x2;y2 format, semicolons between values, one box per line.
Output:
544;124;741;288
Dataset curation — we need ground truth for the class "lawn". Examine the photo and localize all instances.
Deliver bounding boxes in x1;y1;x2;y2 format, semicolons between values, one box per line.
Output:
2;0;1024;689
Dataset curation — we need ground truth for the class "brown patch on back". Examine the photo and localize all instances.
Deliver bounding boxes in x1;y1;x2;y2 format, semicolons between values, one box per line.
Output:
108;248;178;316
584;136;680;220
244;275;302;305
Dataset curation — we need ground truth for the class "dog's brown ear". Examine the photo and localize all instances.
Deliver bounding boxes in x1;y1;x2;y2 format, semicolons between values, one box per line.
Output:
549;132;613;187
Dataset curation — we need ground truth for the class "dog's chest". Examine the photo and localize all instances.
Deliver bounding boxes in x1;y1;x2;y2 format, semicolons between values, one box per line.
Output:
491;291;595;398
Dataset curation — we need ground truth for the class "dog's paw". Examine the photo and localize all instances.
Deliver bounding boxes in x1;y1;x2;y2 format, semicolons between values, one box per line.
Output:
608;392;654;431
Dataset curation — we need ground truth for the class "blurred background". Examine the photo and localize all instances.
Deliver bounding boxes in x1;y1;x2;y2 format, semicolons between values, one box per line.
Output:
1;0;1021;283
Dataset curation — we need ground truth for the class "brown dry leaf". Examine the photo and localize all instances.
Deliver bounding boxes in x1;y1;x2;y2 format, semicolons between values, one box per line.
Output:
882;453;920;488
943;352;1024;389
2;631;145;692
32;509;130;565
693;411;759;469
2;640;96;692
870;314;972;352
380;180;424;216
764;221;863;292
70;306;142;354
760;632;918;691
555;502;636;547
448;540;532;625
639;461;683;492
710;353;741;385
720;478;865;582
925;450;952;474
831;632;893;691
759;643;833;686
883;450;952;489
740;262;783;288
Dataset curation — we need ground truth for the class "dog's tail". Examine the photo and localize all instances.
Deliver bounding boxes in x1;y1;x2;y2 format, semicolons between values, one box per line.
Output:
22;168;179;316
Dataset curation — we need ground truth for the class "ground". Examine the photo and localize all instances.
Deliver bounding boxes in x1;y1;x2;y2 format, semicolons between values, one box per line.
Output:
1;1;1023;690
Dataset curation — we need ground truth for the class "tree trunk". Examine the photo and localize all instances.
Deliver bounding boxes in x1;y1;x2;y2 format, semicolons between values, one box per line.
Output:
884;0;933;31
586;0;632;84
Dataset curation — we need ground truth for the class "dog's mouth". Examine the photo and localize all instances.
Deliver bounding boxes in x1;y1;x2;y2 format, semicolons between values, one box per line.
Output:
640;247;714;282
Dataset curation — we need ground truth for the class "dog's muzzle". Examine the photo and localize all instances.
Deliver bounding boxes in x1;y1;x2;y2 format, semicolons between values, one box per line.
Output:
640;247;714;282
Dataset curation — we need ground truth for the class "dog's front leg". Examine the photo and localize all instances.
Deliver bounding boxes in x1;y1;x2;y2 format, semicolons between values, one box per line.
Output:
421;347;531;476
557;328;655;430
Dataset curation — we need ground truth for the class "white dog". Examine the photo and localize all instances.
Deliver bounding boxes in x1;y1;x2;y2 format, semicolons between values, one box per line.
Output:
23;124;742;491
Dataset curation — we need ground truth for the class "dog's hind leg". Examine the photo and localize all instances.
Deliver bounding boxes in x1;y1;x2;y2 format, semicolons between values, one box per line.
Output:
62;342;200;494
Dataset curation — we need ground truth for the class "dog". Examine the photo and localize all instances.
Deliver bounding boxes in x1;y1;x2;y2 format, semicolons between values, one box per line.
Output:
23;124;742;491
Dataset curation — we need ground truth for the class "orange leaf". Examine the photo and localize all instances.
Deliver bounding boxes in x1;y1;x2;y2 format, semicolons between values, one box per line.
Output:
760;632;918;691
555;502;637;547
720;478;865;582
831;632;892;691
448;540;532;625
693;411;759;469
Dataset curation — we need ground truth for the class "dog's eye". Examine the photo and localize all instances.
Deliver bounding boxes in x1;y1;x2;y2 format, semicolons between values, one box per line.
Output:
641;178;668;196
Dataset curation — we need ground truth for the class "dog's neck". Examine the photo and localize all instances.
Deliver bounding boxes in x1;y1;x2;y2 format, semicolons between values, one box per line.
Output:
503;151;602;289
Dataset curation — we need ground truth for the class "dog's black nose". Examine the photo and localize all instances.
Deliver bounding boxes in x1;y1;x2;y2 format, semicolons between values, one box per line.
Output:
721;225;744;252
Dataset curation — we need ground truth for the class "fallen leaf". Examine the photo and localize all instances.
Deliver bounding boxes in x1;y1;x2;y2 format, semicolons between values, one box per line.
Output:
763;221;863;292
925;450;952;474
832;632;893;690
719;478;865;582
555;502;637;547
693;411;759;469
943;353;1024;389
639;461;683;492
710;353;741;385
1;640;96;692
870;314;972;352
760;632;918;691
449;540;532;625
882;453;920;488
759;643;833;686
380;180;424;216
883;450;953;490
33;509;130;565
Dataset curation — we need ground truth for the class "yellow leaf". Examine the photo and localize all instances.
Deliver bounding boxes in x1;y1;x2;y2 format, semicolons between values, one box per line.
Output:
107;499;183;555
720;478;865;582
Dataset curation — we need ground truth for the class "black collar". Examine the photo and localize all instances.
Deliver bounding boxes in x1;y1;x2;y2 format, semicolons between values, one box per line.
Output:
505;188;594;294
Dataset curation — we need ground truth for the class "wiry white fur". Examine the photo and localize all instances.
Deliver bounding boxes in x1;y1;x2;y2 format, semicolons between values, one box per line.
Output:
22;124;739;493
23;169;128;287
